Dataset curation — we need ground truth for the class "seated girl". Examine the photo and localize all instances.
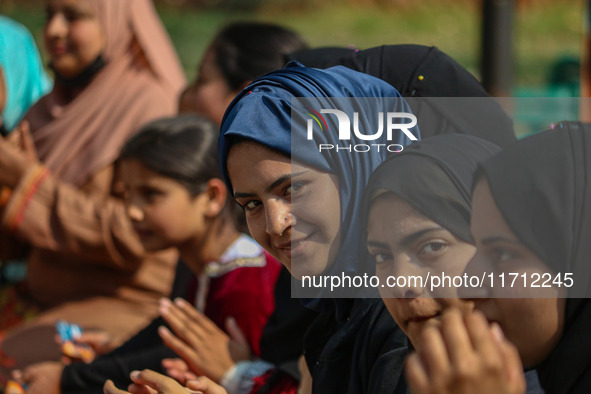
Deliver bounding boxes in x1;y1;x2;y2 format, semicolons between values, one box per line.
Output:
13;115;281;393
406;121;591;393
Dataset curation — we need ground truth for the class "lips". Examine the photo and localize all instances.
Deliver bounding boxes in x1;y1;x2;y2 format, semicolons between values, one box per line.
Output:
133;227;154;239
276;234;314;260
48;44;67;56
407;311;441;325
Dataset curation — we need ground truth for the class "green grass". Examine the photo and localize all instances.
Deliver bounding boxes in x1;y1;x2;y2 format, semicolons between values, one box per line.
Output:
1;0;585;89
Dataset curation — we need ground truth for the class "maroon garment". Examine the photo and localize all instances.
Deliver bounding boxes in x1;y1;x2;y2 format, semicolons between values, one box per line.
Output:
186;251;282;356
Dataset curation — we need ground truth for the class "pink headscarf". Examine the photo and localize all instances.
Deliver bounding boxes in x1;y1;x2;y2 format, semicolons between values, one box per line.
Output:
25;0;186;185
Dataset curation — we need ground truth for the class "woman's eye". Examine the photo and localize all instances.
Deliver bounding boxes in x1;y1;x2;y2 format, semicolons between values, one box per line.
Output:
490;248;513;263
141;188;164;202
63;10;87;22
419;241;448;256
45;7;56;19
371;252;392;265
242;200;261;211
286;182;304;195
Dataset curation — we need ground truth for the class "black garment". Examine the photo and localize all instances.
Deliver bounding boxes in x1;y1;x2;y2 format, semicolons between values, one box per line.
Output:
304;298;408;394
260;267;318;379
480;121;591;394
291;44;516;147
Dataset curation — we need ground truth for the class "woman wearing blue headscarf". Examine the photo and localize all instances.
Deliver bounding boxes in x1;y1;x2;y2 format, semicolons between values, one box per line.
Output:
218;62;418;393
104;62;418;394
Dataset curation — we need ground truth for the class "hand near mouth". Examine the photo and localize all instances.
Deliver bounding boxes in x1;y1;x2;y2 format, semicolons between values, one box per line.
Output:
405;309;526;394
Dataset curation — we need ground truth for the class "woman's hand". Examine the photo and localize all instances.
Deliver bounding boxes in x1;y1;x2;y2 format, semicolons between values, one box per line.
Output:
406;309;526;394
0;121;38;188
73;330;114;356
158;298;251;382
11;361;64;394
103;370;227;394
161;358;198;386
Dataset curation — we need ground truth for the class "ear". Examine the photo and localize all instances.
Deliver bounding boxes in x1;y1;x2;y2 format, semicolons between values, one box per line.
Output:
202;178;228;218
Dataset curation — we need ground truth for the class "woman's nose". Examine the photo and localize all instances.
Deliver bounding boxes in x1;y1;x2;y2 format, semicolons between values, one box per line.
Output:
126;203;144;223
265;199;292;237
390;257;426;298
45;13;68;39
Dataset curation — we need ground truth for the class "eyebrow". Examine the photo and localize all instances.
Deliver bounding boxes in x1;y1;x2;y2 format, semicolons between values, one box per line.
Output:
367;226;445;249
480;236;522;246
234;171;307;199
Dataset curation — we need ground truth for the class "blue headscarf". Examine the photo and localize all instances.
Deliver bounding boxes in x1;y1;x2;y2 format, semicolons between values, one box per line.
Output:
219;63;419;304
0;16;52;133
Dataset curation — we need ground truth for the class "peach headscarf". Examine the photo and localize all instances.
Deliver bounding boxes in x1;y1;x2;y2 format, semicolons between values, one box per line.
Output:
25;0;186;186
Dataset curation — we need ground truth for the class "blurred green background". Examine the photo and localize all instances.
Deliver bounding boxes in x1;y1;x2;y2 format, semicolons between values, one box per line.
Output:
0;0;585;92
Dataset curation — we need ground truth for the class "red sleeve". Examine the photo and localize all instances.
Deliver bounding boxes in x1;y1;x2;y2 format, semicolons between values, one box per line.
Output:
250;370;299;394
205;253;282;356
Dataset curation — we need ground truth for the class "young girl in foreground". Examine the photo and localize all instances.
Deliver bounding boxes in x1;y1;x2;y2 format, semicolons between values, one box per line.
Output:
17;115;281;393
406;122;591;394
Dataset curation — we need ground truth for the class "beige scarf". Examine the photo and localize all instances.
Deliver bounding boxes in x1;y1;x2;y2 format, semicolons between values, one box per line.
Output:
25;0;186;186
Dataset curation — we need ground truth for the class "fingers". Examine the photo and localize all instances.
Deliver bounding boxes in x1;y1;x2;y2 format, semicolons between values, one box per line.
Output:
186;376;228;394
405;353;429;394
406;309;527;394
161;298;218;336
128;369;187;393
162;358;189;385
439;309;473;365
162;358;189;373
10;369;24;384
491;324;527;393
159;299;205;344
225;317;247;345
158;326;201;372
6;125;21;146
104;380;130;394
127;384;158;394
416;325;451;379
19;121;35;155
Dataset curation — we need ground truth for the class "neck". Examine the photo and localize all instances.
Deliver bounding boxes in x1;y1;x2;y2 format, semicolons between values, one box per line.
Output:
51;55;105;100
177;216;241;276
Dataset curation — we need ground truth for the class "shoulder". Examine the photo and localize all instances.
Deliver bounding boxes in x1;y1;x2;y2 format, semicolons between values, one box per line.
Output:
206;234;281;279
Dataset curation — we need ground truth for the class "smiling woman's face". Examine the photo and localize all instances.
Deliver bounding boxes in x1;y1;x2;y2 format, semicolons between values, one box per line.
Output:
366;193;476;349
44;0;105;79
227;140;341;279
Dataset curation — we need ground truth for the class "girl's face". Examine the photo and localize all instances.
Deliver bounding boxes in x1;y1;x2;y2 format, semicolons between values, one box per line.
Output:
120;159;209;254
44;0;105;79
178;46;238;126
366;193;476;349
227;141;341;279
468;179;566;367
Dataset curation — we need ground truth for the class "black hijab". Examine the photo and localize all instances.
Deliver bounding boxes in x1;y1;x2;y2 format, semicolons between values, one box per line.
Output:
479;121;591;394
363;134;501;245
291;44;516;148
